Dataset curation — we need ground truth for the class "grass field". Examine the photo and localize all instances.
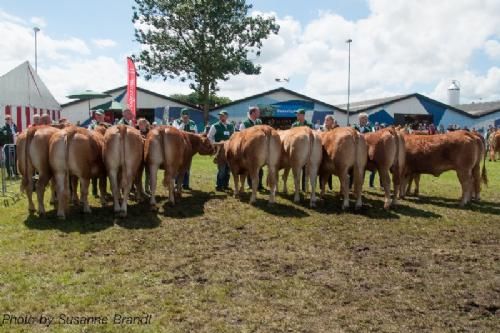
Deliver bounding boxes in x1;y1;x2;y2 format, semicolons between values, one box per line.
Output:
1;156;499;332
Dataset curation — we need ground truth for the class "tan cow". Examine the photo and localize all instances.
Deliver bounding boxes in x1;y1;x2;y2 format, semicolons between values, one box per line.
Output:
214;125;281;204
103;125;144;217
17;125;59;215
400;130;487;206
144;126;214;208
49;126;107;219
489;130;500;161
278;127;322;207
364;127;406;209
318;127;367;210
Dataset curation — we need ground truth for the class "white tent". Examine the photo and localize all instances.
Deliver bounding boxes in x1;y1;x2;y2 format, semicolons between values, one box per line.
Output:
0;61;61;130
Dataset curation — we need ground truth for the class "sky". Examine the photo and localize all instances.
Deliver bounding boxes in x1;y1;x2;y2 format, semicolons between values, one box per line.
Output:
1;0;499;105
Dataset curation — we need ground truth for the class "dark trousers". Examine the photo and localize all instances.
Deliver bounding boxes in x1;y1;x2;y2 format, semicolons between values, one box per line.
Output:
3;145;17;177
216;163;230;189
369;170;376;187
247;168;264;189
183;170;190;188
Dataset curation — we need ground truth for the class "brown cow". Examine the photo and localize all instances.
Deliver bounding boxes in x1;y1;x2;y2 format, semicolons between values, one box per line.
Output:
17;125;59;214
278;127;322;207
489;130;500;161
103;125;144;217
144;126;214;208
49;126;107;219
400;130;487;206
318;127;368;210
364;127;405;209
214;125;282;204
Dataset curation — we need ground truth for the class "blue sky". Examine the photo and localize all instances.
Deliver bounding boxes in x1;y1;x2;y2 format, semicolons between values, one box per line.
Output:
1;0;499;104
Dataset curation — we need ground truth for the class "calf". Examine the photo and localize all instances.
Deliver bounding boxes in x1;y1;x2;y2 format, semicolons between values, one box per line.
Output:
400;130;487;206
318;127;368;210
278;127;322;207
364;127;405;209
49;126;107;219
215;125;281;204
145;126;213;208
17;125;59;215
103;125;144;217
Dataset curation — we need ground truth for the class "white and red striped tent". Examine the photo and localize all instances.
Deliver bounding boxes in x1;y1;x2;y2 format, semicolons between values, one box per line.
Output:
0;61;61;130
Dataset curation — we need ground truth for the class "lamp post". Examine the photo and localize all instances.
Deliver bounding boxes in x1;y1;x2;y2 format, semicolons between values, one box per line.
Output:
346;38;352;126
34;27;40;72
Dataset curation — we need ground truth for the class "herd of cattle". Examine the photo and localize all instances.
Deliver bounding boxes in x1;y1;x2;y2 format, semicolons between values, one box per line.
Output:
16;123;497;219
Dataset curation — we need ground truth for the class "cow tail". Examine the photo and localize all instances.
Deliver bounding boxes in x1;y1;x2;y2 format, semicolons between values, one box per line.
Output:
64;129;76;210
119;125;128;189
481;140;488;186
159;127;168;187
21;128;35;193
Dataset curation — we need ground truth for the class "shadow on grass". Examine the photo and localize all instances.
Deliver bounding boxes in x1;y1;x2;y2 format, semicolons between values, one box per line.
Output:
404;194;500;215
231;191;310;217
24;201;161;233
316;193;442;219
161;189;227;219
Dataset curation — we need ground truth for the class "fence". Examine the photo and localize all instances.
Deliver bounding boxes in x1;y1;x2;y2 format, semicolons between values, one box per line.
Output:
1;144;21;207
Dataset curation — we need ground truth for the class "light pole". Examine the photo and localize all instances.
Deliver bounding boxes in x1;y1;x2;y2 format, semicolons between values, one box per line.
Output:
346;38;352;126
34;27;40;72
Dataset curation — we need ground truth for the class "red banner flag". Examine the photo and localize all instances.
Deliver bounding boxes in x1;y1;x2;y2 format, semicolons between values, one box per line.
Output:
126;57;137;120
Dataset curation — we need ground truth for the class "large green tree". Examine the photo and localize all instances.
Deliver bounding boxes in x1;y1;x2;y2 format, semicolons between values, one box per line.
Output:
132;0;279;124
169;92;231;109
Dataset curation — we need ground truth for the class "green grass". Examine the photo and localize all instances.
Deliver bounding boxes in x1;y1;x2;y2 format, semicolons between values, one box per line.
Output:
1;156;499;332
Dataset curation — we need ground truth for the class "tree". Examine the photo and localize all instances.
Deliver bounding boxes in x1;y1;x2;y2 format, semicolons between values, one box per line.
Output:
132;0;279;124
169;92;231;109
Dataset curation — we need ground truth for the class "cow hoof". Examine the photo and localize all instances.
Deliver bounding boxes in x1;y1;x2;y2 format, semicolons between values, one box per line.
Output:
119;211;127;218
355;204;362;211
57;215;66;220
150;205;159;212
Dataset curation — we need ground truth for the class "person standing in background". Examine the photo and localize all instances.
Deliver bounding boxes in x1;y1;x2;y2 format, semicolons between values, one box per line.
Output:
208;110;234;192
240;106;264;191
173;108;198;190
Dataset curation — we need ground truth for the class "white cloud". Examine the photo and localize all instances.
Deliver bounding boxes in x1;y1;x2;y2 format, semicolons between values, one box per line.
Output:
220;0;500;104
30;16;46;28
484;39;500;59
92;38;117;48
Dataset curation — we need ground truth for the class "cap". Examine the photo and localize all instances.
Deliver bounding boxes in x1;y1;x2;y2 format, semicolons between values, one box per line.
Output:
295;109;306;115
94;109;104;116
218;110;228;116
181;108;189;116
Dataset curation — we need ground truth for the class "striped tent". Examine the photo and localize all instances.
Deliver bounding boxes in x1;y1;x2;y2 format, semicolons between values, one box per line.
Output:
0;61;61;130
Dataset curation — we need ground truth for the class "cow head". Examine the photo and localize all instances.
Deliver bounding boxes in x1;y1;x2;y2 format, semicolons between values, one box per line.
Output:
212;142;226;166
197;135;215;155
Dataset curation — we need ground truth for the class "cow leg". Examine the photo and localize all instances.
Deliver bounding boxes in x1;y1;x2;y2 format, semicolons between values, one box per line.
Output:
339;171;350;210
353;166;365;210
319;173;327;199
120;176;133;218
391;167;401;206
291;166;301;203
54;173;67;220
71;176;79;205
472;162;481;201
149;164;159;208
98;176;107;206
249;168;259;204
80;178;91;213
413;174;420;197
282;168;289;194
457;169;472;207
49;179;57;205
309;165;319;208
239;174;246;194
379;167;392;210
233;172;240;198
36;173;51;215
25;167;36;213
267;165;278;205
109;170;121;214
